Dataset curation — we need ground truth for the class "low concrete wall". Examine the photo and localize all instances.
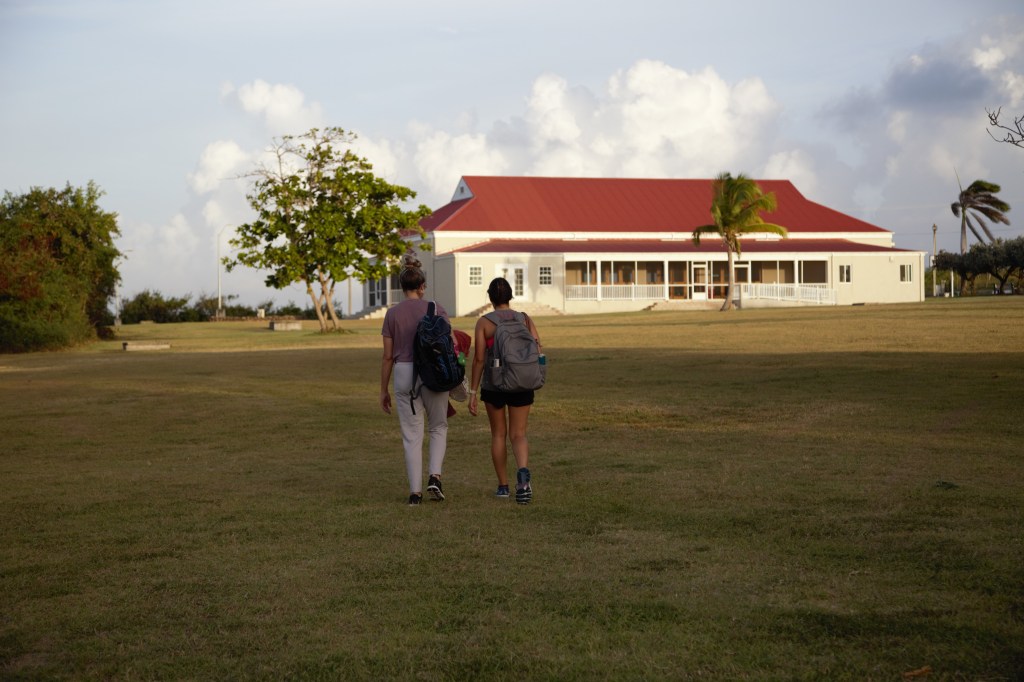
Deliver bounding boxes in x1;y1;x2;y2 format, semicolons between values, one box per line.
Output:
122;342;171;351
269;321;303;331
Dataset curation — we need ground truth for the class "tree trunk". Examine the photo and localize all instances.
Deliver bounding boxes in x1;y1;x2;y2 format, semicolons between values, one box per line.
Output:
320;272;340;330
720;248;735;311
306;281;328;333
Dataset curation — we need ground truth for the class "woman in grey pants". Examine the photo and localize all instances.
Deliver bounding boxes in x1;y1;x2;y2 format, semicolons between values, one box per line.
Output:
379;255;451;505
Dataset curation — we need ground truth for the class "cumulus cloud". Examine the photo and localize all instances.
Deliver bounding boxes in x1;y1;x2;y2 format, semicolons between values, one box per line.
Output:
406;59;782;204
159;213;201;260
526;73;584;147
350;135;403;183
608;61;778;172
188;139;250;194
221;79;325;133
413;130;510;200
762;150;819;196
999;71;1024;107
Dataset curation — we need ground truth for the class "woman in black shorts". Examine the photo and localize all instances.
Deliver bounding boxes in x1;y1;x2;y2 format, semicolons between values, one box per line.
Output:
468;277;542;504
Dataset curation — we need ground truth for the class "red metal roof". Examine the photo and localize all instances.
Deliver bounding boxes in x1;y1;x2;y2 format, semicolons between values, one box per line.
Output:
420;176;888;235
449;238;910;255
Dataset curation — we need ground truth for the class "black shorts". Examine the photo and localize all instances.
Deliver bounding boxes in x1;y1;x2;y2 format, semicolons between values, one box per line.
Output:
481;388;535;409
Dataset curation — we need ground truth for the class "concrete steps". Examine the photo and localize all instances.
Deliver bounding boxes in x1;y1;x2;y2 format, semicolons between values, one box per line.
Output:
463;302;565;318
644;300;722;312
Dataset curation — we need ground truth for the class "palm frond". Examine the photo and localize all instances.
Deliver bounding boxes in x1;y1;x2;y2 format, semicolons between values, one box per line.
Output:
964;214;986;242
691;224;720;246
966;179;1002;194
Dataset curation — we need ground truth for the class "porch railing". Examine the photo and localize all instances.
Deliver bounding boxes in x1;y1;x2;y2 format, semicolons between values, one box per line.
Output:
565;284;668;300
737;283;836;305
564;282;837;305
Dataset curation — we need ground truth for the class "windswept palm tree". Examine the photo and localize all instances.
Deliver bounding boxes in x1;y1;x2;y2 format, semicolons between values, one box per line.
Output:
951;178;1010;254
692;173;788;311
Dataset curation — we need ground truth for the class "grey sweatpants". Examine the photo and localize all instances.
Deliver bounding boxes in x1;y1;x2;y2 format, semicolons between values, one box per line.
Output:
392;362;449;493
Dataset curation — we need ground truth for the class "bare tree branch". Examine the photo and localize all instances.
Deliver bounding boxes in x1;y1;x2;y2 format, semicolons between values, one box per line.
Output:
986;107;1024;149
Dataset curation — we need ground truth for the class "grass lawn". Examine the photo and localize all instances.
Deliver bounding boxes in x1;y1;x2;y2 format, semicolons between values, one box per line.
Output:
1;298;1022;680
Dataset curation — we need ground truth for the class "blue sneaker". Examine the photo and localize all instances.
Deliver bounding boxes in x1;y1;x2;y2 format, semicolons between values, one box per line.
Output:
515;467;532;505
495;485;510;498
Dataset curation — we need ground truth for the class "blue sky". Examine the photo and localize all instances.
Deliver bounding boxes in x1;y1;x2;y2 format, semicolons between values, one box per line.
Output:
2;0;1023;310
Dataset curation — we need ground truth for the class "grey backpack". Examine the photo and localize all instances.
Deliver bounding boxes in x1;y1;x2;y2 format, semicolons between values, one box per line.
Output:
484;311;545;392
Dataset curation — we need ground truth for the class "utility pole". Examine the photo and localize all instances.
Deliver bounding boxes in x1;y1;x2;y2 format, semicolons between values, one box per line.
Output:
217;225;230;318
932;224;938;297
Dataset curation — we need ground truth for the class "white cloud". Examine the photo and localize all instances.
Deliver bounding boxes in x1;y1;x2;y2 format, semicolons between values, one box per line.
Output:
226;79;325;133
350;135;403;183
188;140;250;194
159;213;201;261
973;46;1006;71
526;73;583;147
413;130;510;201
404;59;783;201
1000;71;1024;107
762;150;818;196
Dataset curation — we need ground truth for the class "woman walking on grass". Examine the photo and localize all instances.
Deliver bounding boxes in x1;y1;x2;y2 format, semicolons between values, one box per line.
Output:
379;255;450;506
468;277;542;504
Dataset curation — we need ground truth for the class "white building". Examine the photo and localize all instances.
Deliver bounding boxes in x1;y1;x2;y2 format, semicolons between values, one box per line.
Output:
363;176;925;316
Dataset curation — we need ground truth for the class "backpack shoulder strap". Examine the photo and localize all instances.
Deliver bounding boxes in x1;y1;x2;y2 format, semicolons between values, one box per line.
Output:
427;300;436;317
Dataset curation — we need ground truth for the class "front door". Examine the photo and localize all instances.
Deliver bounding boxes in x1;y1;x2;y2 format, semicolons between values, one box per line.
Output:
692;263;708;301
498;265;528;302
733;263;749;301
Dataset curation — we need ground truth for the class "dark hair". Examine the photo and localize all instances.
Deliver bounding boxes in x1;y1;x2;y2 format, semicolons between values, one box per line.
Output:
399;254;426;292
487;277;513;305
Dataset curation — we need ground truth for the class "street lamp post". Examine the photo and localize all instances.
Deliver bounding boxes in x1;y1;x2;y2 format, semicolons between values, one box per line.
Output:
932;223;938;297
217;226;230;319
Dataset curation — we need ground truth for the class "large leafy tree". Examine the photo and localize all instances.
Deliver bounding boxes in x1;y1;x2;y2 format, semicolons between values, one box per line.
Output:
0;183;121;352
692;173;788;311
951;178;1010;254
226;127;431;332
932;240;1022;296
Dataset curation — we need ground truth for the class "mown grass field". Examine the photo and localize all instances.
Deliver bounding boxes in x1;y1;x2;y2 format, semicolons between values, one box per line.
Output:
2;298;1022;680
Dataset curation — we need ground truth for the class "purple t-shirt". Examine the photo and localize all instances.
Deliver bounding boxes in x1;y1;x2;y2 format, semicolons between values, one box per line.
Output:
382;298;450;363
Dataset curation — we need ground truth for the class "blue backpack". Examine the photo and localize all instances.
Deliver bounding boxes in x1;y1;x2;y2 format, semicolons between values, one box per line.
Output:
411;301;464;411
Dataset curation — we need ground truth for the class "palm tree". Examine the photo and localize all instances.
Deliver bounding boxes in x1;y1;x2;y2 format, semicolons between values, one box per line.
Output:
951;178;1010;254
692;173;788;311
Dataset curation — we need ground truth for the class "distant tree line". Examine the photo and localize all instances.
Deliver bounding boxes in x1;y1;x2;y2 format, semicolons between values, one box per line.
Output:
1;183;121;353
117;290;336;324
934;237;1024;295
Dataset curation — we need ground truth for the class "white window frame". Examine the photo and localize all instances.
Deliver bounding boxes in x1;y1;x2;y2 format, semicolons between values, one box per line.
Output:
468;265;482;286
839;265;851;283
900;264;912;282
539;266;552;286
